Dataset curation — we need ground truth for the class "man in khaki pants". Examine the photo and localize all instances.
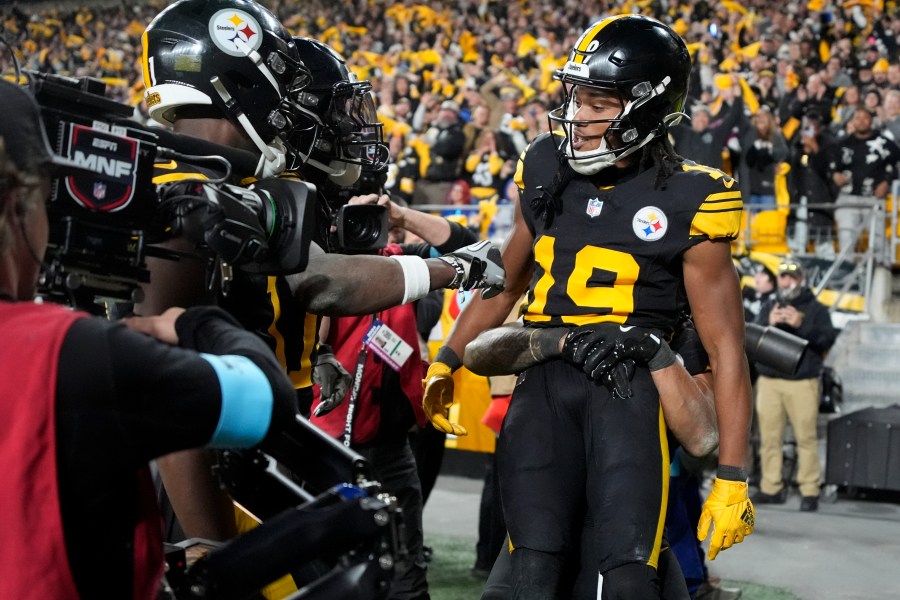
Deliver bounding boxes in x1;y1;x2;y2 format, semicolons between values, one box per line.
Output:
752;259;838;511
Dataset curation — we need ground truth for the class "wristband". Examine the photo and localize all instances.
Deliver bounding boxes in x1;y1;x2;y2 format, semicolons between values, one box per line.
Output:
434;345;463;372
717;464;748;482
648;338;678;372
437;255;466;288
390;255;432;304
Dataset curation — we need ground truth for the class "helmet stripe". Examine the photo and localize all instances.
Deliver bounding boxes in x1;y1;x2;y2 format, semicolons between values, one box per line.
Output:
141;30;152;89
573;15;628;63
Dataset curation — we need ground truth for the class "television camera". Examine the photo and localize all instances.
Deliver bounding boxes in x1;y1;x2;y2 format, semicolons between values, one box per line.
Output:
26;70;315;312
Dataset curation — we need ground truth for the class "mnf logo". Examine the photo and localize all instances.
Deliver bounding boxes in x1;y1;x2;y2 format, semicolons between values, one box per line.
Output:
63;124;139;211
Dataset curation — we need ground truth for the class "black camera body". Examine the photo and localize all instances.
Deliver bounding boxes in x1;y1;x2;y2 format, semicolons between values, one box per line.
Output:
333;204;389;253
31;74;161;307
27;72;315;310
745;322;809;375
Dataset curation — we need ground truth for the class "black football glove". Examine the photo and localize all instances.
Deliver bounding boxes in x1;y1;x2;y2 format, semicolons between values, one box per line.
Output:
586;325;668;378
561;324;634;397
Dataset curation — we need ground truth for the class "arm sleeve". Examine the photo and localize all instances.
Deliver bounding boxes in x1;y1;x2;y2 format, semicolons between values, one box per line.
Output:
399;220;479;258
56;307;295;467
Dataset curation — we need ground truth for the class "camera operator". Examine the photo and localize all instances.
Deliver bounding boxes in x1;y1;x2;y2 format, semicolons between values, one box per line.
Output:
311;193;480;600
0;79;297;600
751;259;837;512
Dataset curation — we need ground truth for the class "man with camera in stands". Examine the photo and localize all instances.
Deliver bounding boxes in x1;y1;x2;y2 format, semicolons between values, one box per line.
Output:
0;78;299;600
751;259;837;512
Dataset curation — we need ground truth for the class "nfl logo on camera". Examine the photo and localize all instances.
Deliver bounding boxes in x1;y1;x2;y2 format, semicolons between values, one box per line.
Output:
586;197;603;218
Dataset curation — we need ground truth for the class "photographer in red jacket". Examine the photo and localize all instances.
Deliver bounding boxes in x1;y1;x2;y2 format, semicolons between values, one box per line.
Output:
0;79;297;599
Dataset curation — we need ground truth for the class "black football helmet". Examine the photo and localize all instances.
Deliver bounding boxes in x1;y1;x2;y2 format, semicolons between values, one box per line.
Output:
548;15;691;174
142;0;312;177
288;37;389;185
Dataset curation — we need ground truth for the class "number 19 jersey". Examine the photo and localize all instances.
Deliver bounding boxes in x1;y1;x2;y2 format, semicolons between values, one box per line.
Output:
517;133;741;332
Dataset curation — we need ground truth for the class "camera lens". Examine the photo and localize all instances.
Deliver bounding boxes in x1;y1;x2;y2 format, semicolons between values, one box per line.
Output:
337;204;388;252
344;212;378;245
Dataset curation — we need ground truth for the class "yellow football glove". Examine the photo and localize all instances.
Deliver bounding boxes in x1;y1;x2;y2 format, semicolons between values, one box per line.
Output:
697;478;755;560
422;361;468;436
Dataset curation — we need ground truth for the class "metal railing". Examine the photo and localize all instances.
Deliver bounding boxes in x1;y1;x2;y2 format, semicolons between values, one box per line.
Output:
416;192;897;318
734;195;896;317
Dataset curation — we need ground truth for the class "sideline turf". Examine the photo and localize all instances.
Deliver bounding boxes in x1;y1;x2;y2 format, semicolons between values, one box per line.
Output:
425;534;800;600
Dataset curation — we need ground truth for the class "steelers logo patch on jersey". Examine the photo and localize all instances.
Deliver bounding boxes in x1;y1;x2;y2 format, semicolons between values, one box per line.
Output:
209;9;263;57
632;206;668;242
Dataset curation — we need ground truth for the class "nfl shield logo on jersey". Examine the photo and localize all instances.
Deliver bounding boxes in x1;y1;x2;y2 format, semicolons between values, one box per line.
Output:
586;197;603;218
632;206;668;241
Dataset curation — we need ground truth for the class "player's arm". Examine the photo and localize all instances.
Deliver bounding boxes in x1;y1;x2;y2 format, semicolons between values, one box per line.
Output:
423;196;535;435
684;238;755;559
464;323;718;457
287;238;504;316
683;239;750;470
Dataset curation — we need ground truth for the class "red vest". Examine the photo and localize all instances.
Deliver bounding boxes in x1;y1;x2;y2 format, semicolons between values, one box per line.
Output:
312;245;427;445
0;302;163;599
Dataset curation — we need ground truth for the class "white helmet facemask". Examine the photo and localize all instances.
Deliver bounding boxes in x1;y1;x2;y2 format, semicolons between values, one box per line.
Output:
562;77;675;176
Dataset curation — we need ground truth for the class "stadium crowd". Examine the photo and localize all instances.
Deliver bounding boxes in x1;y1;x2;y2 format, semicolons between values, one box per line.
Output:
5;0;900;252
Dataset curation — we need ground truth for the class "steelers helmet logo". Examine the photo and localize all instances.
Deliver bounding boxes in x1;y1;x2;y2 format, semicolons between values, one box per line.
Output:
209;9;263;57
632;206;668;242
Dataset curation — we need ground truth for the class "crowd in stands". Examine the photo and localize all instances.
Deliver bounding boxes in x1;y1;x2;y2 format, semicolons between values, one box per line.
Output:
6;0;900;253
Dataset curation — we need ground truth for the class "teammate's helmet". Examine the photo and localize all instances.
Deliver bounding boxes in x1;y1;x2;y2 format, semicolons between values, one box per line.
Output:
142;0;311;177
548;15;691;175
289;37;388;185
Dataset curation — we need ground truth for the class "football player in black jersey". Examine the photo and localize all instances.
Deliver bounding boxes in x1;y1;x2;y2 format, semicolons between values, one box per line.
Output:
424;15;754;599
137;0;504;545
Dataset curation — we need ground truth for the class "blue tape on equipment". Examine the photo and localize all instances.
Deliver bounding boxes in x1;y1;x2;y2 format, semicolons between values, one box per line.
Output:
200;354;273;448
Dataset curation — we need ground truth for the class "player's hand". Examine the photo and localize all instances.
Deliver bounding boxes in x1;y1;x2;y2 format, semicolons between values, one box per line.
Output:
586;325;667;377
561;324;635;396
438;240;505;299
422;362;467;436
697;478;755;560
603;359;635;398
560;324;617;367
312;344;352;417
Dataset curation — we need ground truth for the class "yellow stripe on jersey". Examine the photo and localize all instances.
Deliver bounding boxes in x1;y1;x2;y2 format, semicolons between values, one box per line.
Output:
155;160;178;170
265;277;316;389
523;235;556;322
690;194;742;239
294;312;318;389
513;145;529;189
573;15;628;62
699;191;743;214
647;404;670;570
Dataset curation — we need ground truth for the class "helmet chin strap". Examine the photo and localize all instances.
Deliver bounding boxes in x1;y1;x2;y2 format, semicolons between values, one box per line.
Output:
211;77;286;178
304;157;361;186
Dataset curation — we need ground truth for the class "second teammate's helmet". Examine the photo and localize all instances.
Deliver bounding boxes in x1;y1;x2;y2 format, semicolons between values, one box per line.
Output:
142;0;311;177
549;15;691;174
289;37;389;185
